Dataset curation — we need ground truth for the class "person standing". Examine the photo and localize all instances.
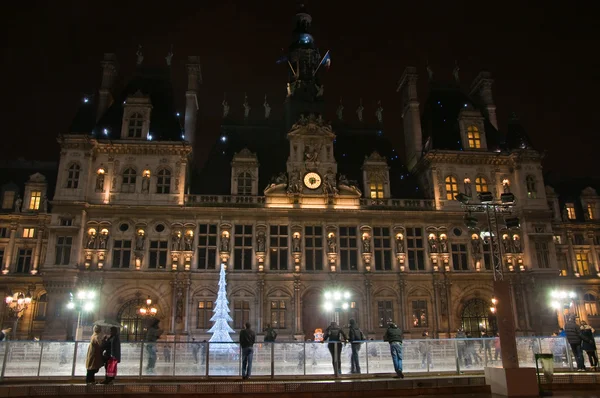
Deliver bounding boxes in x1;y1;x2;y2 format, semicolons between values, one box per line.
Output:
163;344;171;363
101;326;121;384
348;319;364;374
383;322;404;378
323;321;347;376
580;321;598;371
191;338;200;364
419;331;432;369
565;316;585;371
264;323;278;343
240;322;256;380
145;319;163;374
85;325;104;385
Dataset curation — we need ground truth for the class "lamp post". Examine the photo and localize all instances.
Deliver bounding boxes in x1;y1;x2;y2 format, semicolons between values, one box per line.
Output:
550;290;576;328
456;190;520;370
67;289;96;341
4;289;33;339
323;289;351;325
137;296;158;317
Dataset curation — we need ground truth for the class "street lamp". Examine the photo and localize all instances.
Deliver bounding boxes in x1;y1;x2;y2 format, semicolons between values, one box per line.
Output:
549;290;576;327
4;289;33;339
67;289;96;340
323;289;351;325
138;296;158;316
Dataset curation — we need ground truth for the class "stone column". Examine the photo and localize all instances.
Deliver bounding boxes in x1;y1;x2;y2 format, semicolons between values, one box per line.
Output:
566;231;578;275
31;226;44;275
75;210;88;267
256;278;264;332
364;277;373;333
2;223;17;274
398;278;408;331
183;275;191;334
293;277;301;334
587;231;599;274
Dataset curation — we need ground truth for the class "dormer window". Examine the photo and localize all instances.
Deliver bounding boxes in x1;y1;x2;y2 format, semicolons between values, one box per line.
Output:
29;191;41;210
467;126;481;149
128;112;144;138
370;176;384;199
566;203;576;220
237;172;252;196
445;176;458;200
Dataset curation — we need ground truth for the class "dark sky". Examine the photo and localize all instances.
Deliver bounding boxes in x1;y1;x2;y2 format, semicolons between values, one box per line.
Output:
2;1;599;180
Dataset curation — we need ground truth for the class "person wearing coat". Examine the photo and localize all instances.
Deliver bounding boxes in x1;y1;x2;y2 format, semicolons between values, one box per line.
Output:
564;316;586;371
580;321;598;371
100;326;121;384
85;325;104;384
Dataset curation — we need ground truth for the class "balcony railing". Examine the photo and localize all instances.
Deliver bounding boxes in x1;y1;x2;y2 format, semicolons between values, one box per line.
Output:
359;198;436;210
0;336;596;379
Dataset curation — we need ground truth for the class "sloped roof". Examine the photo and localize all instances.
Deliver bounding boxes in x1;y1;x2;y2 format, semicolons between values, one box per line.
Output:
505;113;535;150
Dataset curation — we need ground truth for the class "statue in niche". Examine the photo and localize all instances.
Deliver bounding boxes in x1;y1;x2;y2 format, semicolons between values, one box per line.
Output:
222;99;230;118
136;45;144;66
243;94;251;119
428;236;438;253
142;175;150;193
396;236;405;253
96;173;105;192
165;45;174;66
502;236;512;253
513;236;521;252
336;99;344;121
176;296;184;323
256;231;266;252
362;237;371;253
356;99;364;122
292;235;301;252
86;233;97;249
323;172;338;196
375;100;383;124
315;83;324;97
171;233;181;251
304;143;319;162
471;237;481;255
453;60;460;83
427;63;434;81
287;170;303;194
184;234;193;251
263;95;271;119
220;234;230;252
327;235;337;253
440;238;448;253
98;233;108;249
135;233;145;251
14;196;22;213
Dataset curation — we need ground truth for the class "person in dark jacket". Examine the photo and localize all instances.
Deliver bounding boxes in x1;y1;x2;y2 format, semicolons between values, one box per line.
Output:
101;326;121;384
239;322;256;380
264;323;277;342
323;321;347;376
383;322;404;378
348;319;364;374
564;316;585;370
580;321;597;371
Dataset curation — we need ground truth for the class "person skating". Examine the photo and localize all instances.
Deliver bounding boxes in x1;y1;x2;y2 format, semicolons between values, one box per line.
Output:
383;322;404;378
565;315;586;371
580;321;598;371
348;318;365;374
145;319;163;374
240;322;256;380
323;321;347;376
264;323;278;343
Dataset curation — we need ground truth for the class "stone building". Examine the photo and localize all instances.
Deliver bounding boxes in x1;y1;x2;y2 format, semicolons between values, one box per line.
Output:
1;6;598;341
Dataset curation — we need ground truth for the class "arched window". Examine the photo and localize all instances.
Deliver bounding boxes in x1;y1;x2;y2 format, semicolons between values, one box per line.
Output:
370;176;384;199
117;298;147;341
34;293;48;321
467;126;482;149
66;164;80;189
237;172;252;196
526;175;537;199
156;169;171;194
122;168;137;193
127;112;144;138
475;177;488;193
461;298;492;334
445;176;458;200
583;293;598;316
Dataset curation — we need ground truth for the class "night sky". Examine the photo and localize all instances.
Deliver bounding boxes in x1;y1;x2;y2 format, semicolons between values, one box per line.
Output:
3;1;598;181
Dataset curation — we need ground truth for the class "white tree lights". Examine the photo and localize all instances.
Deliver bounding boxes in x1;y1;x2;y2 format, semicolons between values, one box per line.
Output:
208;264;235;343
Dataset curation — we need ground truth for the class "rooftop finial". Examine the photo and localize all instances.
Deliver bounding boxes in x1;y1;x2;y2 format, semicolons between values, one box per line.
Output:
166;45;174;66
426;60;433;81
136;45;144;66
453;60;460;84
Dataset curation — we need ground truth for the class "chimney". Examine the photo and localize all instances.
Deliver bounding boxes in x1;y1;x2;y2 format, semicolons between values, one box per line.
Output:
470;71;497;130
184;56;202;147
397;67;422;171
97;53;118;121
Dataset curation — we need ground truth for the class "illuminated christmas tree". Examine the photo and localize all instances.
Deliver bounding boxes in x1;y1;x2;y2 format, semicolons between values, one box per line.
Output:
208;264;235;342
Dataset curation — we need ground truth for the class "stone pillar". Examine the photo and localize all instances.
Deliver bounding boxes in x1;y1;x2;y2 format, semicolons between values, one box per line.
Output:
256;278;265;332
364;277;373;333
293;277;301;335
587;231;600;274
2;224;17;274
75;210;88;267
566;231;578;275
398;278;407;331
183;275;191;334
31;226;44;275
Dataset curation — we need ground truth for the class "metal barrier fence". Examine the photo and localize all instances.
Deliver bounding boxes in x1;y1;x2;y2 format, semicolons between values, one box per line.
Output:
0;337;597;380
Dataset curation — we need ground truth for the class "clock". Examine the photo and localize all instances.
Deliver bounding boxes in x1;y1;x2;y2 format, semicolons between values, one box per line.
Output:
303;172;322;190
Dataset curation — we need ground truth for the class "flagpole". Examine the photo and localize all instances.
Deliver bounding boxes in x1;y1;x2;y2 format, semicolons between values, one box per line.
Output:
313;50;330;76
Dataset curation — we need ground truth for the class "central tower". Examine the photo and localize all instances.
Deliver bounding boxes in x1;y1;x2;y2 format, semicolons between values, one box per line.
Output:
284;4;326;130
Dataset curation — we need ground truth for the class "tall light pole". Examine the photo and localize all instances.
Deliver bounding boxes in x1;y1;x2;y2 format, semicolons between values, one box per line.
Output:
67;289;96;340
323;289;351;325
550;290;576;328
4;289;33;340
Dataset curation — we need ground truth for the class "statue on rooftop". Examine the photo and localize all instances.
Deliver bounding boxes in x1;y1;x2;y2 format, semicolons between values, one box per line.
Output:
243;93;251;119
356;99;364;122
375;100;383;124
136;45;144;66
336;98;344;121
165;45;174;66
263;95;271;119
222;98;230;118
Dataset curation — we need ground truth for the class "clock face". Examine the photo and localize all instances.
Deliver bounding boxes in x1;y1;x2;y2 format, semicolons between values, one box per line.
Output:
303;172;322;190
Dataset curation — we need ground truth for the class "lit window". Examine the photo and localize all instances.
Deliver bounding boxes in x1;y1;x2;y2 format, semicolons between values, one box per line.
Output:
526;175;537;199
122;168;137;193
445;176;458;200
412;300;428;327
370;176;384;199
66;164;80;189
583;293;598;316
576;252;590;276
566;204;576;220
127;112;144;138
2;191;15;209
237;172;252;196
156;169;171;194
270;300;286;329
467;126;481;149
475;177;488;193
29;191;41;210
587;203;595;220
197;301;214;329
23;228;35;238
